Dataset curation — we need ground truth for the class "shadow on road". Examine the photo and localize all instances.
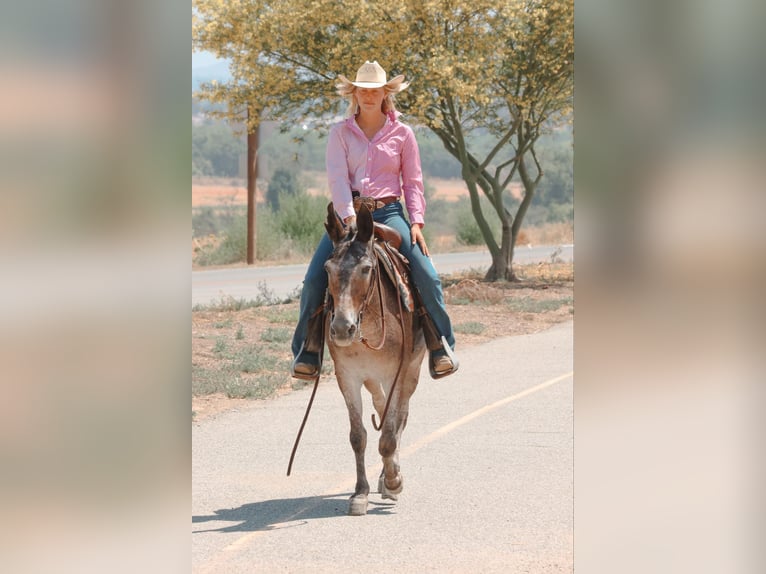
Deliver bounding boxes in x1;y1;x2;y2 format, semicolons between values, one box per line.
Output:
192;494;397;532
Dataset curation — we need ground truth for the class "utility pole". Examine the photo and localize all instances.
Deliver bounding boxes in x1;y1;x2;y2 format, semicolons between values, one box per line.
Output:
246;105;259;265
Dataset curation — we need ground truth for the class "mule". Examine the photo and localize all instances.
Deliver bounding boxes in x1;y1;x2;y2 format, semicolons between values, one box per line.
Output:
324;202;426;516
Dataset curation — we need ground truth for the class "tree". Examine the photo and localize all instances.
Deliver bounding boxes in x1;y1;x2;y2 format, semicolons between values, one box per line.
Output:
246;106;259;264
533;131;574;221
191;121;244;177
266;167;302;211
193;0;572;279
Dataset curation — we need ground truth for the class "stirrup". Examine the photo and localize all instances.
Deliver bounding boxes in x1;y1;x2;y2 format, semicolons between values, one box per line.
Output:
429;336;459;380
291;347;321;381
291;361;319;381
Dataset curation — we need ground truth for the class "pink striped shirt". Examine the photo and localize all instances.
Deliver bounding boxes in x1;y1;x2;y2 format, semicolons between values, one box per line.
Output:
326;111;426;225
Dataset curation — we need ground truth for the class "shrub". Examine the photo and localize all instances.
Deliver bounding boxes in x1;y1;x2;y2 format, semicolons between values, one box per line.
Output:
192;206;218;238
266;167;303;210
255;208;292;261
277;193;328;255
192;204;241;239
194;202;315;265
195;212;248;265
546;201;574;223
456;210;484;246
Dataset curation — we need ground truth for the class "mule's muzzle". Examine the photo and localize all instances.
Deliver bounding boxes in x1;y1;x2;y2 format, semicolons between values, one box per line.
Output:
329;315;358;346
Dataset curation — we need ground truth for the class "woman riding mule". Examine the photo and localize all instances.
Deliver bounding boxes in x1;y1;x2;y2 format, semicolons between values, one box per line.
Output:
291;60;459;380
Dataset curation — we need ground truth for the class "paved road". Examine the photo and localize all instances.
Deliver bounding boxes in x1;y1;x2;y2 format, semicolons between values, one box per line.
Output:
192;244;573;306
192;321;573;573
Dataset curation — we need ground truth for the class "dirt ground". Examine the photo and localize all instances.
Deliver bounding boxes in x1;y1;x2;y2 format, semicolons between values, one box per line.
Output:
192;264;573;422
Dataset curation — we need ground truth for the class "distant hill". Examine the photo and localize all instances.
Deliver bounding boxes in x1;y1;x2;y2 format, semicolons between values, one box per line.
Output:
192;53;231;90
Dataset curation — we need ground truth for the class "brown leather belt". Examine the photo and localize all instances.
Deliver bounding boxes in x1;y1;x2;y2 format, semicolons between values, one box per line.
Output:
353;195;400;212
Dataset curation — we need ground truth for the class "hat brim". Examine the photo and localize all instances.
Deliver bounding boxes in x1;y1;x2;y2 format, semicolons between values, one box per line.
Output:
337;74;408;92
350;81;386;88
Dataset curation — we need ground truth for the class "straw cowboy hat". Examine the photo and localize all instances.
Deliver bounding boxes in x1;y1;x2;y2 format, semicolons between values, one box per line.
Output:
337;61;409;92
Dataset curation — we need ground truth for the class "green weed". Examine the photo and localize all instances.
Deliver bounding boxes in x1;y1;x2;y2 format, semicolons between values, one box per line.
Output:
192;365;233;395
265;307;299;324
213;338;228;354
455;321;486;335
260;327;292;343
507;296;573;313
224;373;287;399
236;350;283;373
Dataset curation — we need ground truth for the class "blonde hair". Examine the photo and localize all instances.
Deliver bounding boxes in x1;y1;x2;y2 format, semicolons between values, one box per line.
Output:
335;80;408;117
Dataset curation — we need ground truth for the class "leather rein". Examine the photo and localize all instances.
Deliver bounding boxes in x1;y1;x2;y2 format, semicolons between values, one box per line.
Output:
358;248;408;431
287;241;408;476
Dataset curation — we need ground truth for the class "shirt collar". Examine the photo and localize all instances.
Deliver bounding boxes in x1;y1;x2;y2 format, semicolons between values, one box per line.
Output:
345;113;396;139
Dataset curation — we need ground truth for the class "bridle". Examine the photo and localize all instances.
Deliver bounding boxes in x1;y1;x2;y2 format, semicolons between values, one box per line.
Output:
287;238;409;476
356;251;386;351
355;242;408;431
324;239;387;351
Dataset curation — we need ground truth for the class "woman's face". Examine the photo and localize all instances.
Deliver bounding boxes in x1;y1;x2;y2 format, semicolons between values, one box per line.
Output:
355;87;386;113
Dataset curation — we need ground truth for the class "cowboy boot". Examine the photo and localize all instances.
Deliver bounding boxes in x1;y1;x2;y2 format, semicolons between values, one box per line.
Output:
418;307;459;379
291;304;326;380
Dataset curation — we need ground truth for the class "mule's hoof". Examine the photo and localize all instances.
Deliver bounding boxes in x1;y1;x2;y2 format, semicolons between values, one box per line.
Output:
378;473;404;501
348;495;368;516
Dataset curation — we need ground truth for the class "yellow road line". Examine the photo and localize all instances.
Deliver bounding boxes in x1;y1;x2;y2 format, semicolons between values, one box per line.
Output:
402;371;573;458
196;371;572;573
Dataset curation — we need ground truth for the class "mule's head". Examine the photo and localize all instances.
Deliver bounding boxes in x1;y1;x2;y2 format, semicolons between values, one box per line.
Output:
324;202;376;347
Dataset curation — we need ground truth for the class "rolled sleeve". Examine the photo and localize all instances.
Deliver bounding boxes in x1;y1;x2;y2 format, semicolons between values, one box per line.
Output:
400;128;426;226
326;125;355;220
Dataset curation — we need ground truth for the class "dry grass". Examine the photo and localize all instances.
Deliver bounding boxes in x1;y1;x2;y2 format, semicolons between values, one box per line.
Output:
518;222;574;246
430;221;573;254
444;279;507;305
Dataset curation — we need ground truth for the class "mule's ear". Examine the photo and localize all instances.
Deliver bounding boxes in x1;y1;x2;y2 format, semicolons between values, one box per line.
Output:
325;202;345;244
356;203;373;244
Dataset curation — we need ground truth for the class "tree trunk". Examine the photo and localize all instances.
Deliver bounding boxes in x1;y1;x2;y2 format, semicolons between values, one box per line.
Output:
246;117;259;265
484;195;518;282
508;153;539;280
485;228;517;281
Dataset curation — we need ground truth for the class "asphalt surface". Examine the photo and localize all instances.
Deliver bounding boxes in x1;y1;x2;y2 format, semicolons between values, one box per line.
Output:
192;320;573;573
192;244;573;306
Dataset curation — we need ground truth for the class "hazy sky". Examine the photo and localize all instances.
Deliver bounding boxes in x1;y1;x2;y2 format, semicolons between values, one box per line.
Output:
192;50;223;69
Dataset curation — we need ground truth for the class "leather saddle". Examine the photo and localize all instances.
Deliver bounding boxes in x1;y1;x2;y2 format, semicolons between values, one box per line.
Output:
372;222;401;250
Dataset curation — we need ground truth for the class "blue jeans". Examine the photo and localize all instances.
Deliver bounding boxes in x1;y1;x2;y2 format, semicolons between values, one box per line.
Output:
291;202;455;357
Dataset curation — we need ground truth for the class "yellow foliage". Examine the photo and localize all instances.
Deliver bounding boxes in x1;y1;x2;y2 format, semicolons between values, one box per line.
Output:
193;0;573;259
193;0;572;129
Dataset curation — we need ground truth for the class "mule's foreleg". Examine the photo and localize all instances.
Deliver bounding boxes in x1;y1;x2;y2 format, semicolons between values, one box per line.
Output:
349;415;369;497
378;359;422;502
367;381;401;497
378;404;408;500
340;383;369;515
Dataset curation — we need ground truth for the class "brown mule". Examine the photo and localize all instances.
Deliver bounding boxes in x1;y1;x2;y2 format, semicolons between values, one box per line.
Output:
323;202;427;516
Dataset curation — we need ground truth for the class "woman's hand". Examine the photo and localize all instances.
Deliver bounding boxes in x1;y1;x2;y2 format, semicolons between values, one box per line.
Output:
410;223;430;257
